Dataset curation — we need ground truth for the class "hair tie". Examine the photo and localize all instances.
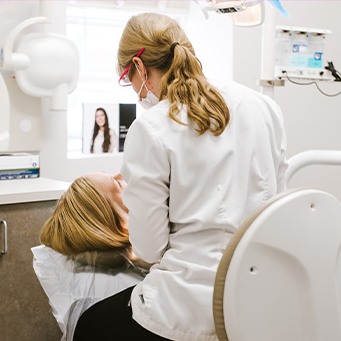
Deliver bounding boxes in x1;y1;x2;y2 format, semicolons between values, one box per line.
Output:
170;42;180;54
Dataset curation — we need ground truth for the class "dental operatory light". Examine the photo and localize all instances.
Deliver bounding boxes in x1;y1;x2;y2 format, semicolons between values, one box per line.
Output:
196;0;288;27
196;0;265;26
205;0;251;13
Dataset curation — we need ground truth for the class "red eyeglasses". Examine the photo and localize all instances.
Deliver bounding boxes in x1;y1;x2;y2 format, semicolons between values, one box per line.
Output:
118;48;145;87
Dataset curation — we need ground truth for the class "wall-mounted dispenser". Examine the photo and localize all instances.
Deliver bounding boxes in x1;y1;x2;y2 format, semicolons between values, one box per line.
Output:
274;25;332;81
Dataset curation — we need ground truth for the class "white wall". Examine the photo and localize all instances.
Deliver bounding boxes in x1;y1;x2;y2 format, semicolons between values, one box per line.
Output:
233;0;341;199
185;1;233;86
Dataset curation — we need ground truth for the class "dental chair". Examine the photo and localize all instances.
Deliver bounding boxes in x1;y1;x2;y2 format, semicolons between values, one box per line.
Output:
213;150;341;341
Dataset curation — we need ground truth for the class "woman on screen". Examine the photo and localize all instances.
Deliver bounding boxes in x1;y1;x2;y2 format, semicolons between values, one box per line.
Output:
90;107;117;153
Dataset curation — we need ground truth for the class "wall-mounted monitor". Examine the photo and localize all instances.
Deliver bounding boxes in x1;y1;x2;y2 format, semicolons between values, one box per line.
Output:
82;102;136;155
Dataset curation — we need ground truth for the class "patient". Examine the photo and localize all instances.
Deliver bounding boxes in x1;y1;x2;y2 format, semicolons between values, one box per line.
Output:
40;172;149;271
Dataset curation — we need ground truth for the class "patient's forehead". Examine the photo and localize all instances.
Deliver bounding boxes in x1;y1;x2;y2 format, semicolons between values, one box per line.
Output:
84;172;127;211
85;172;113;190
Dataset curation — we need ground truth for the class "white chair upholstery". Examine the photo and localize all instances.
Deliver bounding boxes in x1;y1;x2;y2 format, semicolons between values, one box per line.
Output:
213;188;341;341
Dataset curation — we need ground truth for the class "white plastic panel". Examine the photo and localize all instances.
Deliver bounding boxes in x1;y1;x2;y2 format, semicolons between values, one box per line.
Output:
224;189;341;341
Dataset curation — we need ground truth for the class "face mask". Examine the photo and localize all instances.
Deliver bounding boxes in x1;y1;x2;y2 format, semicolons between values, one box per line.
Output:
139;89;160;110
136;66;159;110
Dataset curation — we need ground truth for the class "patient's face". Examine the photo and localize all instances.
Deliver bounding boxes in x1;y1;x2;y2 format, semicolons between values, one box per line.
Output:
86;172;127;212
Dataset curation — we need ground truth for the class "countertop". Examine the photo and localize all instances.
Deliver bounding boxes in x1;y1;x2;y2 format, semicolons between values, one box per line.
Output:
0;177;70;205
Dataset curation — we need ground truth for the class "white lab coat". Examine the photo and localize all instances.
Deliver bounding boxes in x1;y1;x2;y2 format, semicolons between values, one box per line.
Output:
121;81;288;341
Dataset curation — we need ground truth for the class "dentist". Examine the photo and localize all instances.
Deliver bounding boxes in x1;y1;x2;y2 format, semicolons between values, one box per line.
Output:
74;12;288;341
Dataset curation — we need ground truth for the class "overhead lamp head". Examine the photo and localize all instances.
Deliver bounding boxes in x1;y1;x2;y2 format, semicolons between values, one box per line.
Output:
196;0;288;27
206;0;259;13
230;1;264;26
198;0;264;26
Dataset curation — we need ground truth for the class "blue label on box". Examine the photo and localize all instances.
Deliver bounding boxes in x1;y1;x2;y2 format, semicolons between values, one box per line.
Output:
0;168;39;180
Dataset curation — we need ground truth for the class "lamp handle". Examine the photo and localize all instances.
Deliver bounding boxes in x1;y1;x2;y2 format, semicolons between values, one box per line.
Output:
1;16;49;71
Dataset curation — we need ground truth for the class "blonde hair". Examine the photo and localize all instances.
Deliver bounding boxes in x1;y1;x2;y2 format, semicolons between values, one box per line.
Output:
40;177;131;257
117;12;230;136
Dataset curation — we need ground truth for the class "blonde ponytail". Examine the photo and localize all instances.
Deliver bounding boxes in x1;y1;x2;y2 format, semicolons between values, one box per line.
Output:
118;13;230;136
161;44;229;135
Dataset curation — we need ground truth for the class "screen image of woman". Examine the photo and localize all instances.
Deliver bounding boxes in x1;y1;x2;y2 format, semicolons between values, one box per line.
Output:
90;107;118;153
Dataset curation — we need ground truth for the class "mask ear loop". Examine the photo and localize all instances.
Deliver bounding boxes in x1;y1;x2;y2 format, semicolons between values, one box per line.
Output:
135;63;149;97
134;62;148;81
